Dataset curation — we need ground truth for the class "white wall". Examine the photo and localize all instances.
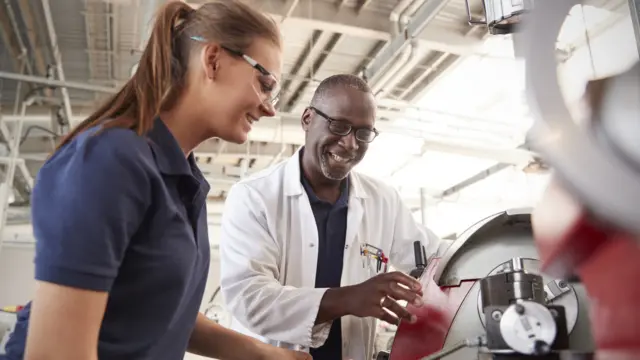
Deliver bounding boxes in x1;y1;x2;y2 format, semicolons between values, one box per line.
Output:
0;246;37;307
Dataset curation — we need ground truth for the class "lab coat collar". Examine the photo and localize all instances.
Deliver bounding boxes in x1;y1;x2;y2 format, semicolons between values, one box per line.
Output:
284;147;369;199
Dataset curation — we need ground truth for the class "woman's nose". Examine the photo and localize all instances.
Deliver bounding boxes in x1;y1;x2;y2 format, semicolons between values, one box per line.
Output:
260;101;277;117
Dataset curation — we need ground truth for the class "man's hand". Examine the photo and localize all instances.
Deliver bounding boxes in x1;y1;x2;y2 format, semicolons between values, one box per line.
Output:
257;344;312;360
345;271;423;325
317;271;423;326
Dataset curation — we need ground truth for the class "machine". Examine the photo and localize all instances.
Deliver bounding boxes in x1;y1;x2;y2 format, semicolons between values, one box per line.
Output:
379;0;640;358
376;209;594;360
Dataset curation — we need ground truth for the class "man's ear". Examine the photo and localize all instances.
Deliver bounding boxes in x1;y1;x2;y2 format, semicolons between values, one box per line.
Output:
301;108;312;131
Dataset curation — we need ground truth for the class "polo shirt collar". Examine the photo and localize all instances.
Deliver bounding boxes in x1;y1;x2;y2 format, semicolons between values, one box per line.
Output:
146;117;193;177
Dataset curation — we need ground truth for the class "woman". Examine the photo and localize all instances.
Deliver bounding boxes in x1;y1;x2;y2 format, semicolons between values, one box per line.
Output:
4;1;310;360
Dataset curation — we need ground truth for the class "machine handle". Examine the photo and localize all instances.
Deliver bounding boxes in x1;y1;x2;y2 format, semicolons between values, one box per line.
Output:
413;241;426;268
409;241;428;279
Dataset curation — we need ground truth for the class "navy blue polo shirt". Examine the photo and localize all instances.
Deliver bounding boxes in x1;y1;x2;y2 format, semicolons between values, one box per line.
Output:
300;151;349;360
4;118;211;360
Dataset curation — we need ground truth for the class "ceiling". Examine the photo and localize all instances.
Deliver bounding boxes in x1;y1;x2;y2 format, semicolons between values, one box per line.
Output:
0;0;637;239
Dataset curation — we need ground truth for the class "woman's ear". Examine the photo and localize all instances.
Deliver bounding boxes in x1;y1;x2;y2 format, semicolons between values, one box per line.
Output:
201;43;221;80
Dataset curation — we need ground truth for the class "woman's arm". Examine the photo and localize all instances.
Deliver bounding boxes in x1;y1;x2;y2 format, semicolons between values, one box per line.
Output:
25;129;152;359
25;283;108;360
187;313;311;360
187;313;264;359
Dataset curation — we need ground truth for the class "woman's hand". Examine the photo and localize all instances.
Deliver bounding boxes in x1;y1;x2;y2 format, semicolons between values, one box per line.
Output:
256;344;312;360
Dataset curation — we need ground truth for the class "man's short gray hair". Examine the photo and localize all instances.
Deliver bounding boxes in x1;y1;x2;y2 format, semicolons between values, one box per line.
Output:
310;74;371;106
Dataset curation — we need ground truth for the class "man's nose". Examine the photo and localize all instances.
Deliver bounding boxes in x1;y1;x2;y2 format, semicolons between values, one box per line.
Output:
341;131;359;151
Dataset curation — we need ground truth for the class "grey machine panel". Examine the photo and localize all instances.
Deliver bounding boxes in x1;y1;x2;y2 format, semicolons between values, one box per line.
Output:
433;208;594;359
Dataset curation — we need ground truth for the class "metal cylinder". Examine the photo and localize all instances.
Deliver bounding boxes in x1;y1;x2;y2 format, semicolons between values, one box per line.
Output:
511;257;525;271
480;270;546;308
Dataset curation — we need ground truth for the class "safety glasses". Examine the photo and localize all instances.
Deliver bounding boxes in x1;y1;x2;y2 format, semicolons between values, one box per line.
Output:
308;106;379;143
190;36;282;109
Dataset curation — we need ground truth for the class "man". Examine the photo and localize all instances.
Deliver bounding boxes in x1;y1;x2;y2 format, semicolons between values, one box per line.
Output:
219;74;443;360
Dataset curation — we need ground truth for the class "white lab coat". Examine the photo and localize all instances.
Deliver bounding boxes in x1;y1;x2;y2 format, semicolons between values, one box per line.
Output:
219;150;442;360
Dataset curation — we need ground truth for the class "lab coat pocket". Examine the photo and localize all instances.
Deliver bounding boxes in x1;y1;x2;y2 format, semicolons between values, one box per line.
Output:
358;242;388;280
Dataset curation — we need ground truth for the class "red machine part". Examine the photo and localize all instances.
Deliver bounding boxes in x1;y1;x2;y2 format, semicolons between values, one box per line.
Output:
533;179;640;358
389;259;477;360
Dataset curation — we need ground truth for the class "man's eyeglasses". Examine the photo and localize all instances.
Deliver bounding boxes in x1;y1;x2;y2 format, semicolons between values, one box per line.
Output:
190;36;281;109
308;106;379;143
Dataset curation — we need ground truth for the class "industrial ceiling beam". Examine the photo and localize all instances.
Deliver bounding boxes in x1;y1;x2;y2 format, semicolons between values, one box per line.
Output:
15;0;48;80
283;33;343;112
0;71;118;93
189;0;482;55
630;0;640;57
363;0;452;82
0;4;22;73
279;30;324;111
1;0;34;77
357;0;375;14
41;0;73;127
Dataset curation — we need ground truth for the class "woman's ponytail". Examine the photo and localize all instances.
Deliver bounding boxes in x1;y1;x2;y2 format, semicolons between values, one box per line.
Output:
55;0;281;151
56;2;194;149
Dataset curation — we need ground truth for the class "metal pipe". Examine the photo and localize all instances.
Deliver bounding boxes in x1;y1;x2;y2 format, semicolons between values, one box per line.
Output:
398;0;425;34
0;122;35;188
12;60;26;115
364;0;450;82
630;0;640;58
375;41;419;98
0;71;118;93
371;44;414;94
390;0;416;36
368;0;417;84
4;0;33;76
420;187;428;225
106;2;113;81
281;0;300;24
399;52;453;99
0;98;30;256
41;0;73;125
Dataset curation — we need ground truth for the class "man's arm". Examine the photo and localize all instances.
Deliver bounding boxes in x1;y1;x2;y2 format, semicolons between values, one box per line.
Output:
220;183;425;345
314;287;352;325
219;183;330;348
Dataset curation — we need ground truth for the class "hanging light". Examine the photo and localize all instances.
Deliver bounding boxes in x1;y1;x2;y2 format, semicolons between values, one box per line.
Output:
465;0;534;35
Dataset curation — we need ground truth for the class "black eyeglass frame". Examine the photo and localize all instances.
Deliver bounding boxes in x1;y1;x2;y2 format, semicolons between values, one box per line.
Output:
307;106;379;143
